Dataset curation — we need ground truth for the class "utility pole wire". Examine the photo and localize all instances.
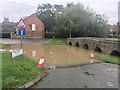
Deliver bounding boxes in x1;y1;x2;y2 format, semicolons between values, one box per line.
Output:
4;1;36;7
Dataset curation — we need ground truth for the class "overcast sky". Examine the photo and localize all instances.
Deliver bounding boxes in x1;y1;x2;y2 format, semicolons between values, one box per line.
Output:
0;0;119;25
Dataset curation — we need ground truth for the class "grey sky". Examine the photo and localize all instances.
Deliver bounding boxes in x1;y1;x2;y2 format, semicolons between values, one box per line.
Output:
0;0;119;25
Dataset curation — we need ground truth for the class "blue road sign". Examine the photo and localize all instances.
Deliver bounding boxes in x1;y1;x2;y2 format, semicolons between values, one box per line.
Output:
18;28;26;37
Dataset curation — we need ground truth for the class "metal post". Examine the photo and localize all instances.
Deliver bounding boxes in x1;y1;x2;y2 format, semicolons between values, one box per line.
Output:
12;58;14;65
11;52;14;65
70;26;71;38
20;37;22;64
68;19;72;38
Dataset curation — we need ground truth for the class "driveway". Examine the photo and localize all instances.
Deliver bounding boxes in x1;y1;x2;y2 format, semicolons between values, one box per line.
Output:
31;63;119;88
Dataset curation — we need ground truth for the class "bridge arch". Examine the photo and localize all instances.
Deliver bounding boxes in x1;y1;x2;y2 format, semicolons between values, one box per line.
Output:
67;38;119;55
83;44;89;49
94;47;102;53
69;42;72;45
110;50;120;57
75;42;79;47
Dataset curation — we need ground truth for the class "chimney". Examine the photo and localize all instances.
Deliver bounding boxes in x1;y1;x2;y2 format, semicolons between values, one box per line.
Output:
4;17;9;22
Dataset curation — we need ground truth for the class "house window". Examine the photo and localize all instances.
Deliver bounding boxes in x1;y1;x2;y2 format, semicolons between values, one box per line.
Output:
32;24;36;31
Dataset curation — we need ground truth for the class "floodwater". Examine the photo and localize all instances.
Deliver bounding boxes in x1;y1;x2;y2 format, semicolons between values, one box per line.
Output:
4;44;108;68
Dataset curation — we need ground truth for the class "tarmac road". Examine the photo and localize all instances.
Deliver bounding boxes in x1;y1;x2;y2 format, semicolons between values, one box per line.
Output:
0;38;52;44
31;62;119;88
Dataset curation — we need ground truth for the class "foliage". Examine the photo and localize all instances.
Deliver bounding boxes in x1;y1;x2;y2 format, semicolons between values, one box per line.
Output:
45;32;55;38
2;52;41;88
54;3;110;38
36;3;110;38
36;3;64;33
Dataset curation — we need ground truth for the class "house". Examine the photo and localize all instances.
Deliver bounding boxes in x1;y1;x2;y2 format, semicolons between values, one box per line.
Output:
118;1;120;35
0;23;2;38
0;22;2;32
1;17;16;38
12;13;44;38
109;1;120;38
109;24;119;37
118;1;120;23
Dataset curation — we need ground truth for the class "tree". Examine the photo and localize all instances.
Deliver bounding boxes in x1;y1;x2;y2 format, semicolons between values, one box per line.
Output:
36;3;55;33
54;3;110;38
36;3;110;38
36;4;64;33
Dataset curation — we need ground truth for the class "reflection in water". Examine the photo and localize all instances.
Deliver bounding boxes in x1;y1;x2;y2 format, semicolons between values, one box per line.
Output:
5;44;107;68
32;50;36;57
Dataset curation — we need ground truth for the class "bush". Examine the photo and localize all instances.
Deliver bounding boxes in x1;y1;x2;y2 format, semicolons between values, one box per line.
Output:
45;32;69;38
45;32;55;38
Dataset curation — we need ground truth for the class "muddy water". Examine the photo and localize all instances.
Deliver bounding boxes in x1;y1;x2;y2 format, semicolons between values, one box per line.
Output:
5;44;107;68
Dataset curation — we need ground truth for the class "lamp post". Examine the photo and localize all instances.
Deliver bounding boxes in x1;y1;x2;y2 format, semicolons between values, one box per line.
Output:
68;19;72;38
70;25;71;38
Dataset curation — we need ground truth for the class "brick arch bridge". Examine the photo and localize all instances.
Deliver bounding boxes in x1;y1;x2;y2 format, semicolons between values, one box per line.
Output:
67;37;120;56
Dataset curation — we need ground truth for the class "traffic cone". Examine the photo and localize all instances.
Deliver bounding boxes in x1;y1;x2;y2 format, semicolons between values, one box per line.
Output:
90;52;94;64
38;56;44;68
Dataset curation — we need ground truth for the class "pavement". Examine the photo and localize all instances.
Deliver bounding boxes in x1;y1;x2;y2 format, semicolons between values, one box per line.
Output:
31;62;119;88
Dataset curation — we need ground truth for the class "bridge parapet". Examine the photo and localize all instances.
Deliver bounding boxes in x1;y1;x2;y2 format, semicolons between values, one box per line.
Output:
67;38;120;56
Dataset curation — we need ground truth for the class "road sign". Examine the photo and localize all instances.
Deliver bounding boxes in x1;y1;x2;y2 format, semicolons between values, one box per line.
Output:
18;28;26;36
12;49;23;58
17;18;26;37
16;18;26;64
16;18;26;28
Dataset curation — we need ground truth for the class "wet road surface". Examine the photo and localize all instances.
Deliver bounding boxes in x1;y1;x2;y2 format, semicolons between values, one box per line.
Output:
0;38;52;44
31;63;118;88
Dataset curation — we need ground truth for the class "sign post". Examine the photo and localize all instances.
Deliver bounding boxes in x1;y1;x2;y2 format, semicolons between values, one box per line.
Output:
20;37;22;64
16;18;26;64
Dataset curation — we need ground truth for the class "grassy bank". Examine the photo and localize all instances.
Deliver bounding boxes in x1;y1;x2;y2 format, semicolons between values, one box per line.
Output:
0;43;5;48
0;43;2;48
49;39;66;45
107;38;120;41
0;43;3;48
95;56;120;65
2;52;42;88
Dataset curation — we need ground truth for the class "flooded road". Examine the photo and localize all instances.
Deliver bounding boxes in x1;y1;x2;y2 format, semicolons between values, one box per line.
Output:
4;44;108;68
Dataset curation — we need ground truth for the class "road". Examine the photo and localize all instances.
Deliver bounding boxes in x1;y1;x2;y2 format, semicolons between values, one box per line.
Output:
31;63;119;88
0;38;52;44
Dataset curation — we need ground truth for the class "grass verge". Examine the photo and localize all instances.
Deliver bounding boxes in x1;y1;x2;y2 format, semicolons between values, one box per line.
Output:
95;56;120;65
107;38;120;41
2;52;43;88
49;39;66;45
0;43;2;48
0;43;6;48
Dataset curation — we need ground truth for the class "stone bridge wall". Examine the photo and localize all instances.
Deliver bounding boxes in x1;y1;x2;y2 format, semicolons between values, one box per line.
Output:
67;38;119;55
